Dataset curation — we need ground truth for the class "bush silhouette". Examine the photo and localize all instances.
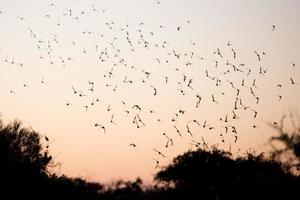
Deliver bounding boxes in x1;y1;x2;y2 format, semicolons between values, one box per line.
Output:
0;119;103;200
269;114;300;172
155;147;300;200
0;120;51;197
1;118;300;200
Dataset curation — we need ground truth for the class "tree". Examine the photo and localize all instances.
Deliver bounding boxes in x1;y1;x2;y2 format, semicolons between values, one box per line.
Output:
0;119;52;198
0;119;103;200
269;113;300;172
155;146;299;200
0;119;52;177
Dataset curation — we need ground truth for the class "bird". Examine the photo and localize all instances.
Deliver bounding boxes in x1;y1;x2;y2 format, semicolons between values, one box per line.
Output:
224;114;229;123
201;137;209;149
252;79;258;89
188;119;201;126
187;79;194;90
213;60;219;68
110;115;117;125
153;149;166;158
153;159;159;169
233;135;238;143
276;84;282;88
190;140;201;148
186;124;193;136
212;94;219;103
163;133;173;148
95;123;106;133
40;76;46;84
231;48;236;59
132;104;142;111
178;109;186;114
78;92;86;97
150;85;158;96
222;126;229;133
241;79;246;87
290;77;296;85
165;139;173;148
173;50;180;59
232;110;239;120
251;109;258;119
107;104;112;112
173;125;182;137
129;143;136;148
228;81;236;89
162;75;168;84
236;89;240;96
214;48;223;58
9;89;15;94
203;120;208;128
254;50;261;61
195;95;202;108
88;84;94;92
133;114;145;128
71;86;78;94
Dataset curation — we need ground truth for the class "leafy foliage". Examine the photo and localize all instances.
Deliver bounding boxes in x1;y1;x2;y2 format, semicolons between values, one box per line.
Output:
269;114;300;171
0;119;103;200
0;120;51;174
0;118;300;200
155;147;299;199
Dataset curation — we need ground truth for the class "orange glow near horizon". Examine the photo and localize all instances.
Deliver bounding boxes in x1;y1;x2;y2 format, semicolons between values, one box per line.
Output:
0;0;300;183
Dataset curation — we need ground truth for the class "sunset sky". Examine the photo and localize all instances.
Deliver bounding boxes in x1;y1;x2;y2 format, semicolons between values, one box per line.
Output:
0;0;300;183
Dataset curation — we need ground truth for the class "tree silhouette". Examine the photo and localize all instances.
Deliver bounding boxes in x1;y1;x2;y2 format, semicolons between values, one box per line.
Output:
269;113;300;172
155;146;299;200
0;119;52;171
1;118;300;200
0;119;103;200
0;120;52;198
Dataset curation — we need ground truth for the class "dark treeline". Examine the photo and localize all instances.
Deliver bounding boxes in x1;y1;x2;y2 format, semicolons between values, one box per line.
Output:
1;118;300;200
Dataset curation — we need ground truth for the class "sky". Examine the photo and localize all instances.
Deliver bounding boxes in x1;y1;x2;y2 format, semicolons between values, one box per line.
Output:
0;0;300;183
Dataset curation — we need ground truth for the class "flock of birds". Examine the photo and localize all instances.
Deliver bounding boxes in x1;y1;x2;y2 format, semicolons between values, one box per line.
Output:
0;2;298;170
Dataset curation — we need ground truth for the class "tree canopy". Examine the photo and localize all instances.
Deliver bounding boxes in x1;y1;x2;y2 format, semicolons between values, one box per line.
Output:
155;147;299;199
1;118;300;200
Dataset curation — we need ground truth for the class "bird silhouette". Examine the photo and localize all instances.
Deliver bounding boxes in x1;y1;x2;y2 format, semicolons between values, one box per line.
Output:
173;125;182;137
95;123;106;133
290;77;296;85
153;158;159;169
153;149;166;158
129;143;136;148
254;50;261;61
